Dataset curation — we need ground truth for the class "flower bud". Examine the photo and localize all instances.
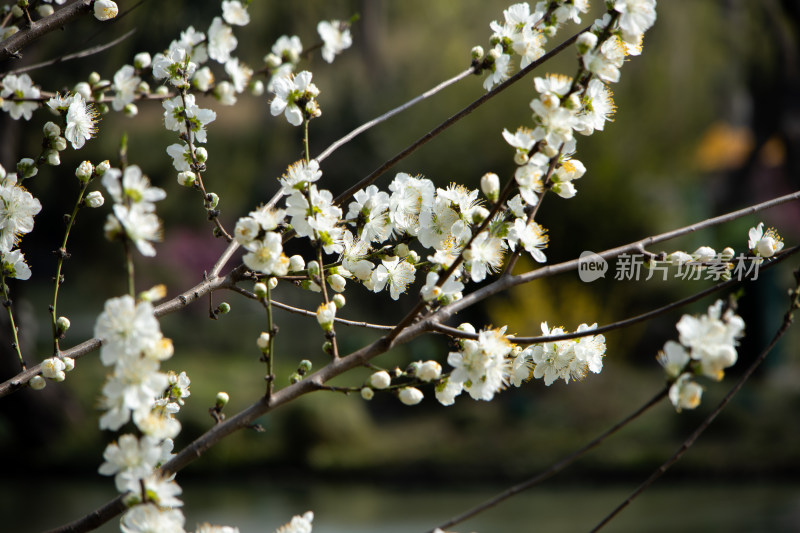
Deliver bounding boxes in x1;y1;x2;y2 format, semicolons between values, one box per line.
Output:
123;103;138;117
471;206;490;224
471;45;485;61
289;255;305;272
63;357;75;372
52;136;67;152
56;316;70;334
360;387;374;400
253;282;268;298
406;250;420;264
398;387;423;406
458;322;476;334
84;190;104;208
264;53;282;69
564;93;581;111
16;158;36;179
45;150;61;166
206;192;219;209
137;81;151;94
393;243;409;258
250;80;265;96
720;247;735;262
177;171;196;187
75;160;93;182
307;260;320;278
88;71;101;85
155;85;170;96
692;246;716;263
257;332;270;350
215;391;230;409
332;294;346;309
195;146;208;163
41;357;66;382
74;82;92;100
93;0;119;21
298;359;312;374
316;301;336;332
217;302;231;314
327;273;346;293
417;360;442;382
480;172;500;202
43;121;61;139
29;375;46;390
95;160;110;176
134;52;152;70
369;370;391;390
11;5;23;17
36;4;54;17
576;32;598;55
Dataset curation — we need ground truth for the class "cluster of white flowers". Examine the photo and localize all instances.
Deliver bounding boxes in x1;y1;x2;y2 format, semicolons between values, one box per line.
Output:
102;164;165;257
0;164;42;282
657;299;745;412
434;322;606;405
264;20;352;90
94;295;237;532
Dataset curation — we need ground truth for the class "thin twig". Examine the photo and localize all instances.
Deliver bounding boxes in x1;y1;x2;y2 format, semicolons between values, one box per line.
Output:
0;268;239;398
4;29;136;76
589;265;800;532
314;66;476;163
430;387;669;533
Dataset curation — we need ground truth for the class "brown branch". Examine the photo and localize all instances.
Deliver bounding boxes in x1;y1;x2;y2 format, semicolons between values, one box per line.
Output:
589;265;800;532
438;189;800;321
0;266;241;398
0;0;93;64
4;28;136;76
431;245;799;344
430;387;669;533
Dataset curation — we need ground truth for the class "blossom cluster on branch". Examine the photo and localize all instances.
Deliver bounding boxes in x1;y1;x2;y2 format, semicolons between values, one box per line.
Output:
0;0;797;532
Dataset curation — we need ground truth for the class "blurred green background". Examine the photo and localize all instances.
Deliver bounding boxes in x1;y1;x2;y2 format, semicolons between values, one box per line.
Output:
1;0;800;531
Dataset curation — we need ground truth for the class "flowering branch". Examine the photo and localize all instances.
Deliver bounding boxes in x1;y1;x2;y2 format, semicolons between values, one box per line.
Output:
589;266;800;532
431;245;800;344
330;23;591;208
443;189;800;318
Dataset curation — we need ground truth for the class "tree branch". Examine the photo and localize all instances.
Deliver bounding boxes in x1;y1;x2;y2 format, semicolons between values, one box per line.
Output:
430;245;800;344
430;387;669;533
0;0;94;64
589;265;800;532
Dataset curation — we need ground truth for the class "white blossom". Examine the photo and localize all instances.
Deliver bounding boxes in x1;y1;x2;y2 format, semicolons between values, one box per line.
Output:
208;17;237;63
317;20;352;63
222;1;250;26
1;74;40;120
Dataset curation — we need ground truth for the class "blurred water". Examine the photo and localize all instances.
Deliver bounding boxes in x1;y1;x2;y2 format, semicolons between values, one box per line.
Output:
9;478;800;532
